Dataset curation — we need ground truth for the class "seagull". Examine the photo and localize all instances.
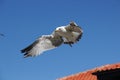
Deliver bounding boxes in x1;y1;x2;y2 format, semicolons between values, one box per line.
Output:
21;21;83;57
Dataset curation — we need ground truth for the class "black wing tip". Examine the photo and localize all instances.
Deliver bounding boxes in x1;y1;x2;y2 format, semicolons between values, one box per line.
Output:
24;53;37;58
21;52;32;58
20;49;31;58
24;53;31;58
21;49;25;53
76;33;83;41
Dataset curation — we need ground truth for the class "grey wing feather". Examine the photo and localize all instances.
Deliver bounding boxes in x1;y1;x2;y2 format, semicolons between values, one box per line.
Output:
21;34;63;58
21;40;39;57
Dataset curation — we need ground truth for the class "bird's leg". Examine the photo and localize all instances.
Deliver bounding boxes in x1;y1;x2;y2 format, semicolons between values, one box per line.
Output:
65;38;73;47
69;43;72;47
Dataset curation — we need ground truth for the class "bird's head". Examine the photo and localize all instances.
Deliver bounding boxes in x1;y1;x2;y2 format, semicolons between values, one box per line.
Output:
54;26;67;36
55;26;67;33
69;21;78;26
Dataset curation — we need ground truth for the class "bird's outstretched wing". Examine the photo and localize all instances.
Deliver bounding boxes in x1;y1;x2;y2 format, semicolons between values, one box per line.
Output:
21;34;63;58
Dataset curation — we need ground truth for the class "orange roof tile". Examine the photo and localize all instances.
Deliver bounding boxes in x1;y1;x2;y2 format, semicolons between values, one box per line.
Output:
57;63;120;80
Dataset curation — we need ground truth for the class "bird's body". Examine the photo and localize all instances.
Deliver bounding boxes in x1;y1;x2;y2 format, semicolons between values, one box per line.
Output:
55;22;83;46
21;21;83;57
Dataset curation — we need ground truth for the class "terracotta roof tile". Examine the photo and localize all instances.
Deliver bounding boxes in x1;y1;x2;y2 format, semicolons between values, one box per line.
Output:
57;63;120;80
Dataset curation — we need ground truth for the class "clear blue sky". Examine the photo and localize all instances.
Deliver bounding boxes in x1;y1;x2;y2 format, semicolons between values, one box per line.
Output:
0;0;120;80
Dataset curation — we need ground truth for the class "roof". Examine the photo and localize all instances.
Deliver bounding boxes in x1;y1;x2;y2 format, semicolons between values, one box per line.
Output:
57;63;120;80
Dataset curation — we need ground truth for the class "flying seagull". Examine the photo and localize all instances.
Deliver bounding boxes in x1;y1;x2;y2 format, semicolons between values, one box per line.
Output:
21;21;83;57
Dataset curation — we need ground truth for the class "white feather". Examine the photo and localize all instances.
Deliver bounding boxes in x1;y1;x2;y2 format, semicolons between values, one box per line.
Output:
56;26;67;32
72;32;80;38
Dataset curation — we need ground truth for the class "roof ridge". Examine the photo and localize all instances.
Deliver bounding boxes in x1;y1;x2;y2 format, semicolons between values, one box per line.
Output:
57;63;120;80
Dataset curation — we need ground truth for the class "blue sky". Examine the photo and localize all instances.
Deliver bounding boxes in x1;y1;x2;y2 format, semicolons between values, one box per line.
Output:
0;0;120;80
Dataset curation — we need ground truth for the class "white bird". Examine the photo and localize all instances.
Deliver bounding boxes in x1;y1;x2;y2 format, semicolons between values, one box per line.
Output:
21;21;83;58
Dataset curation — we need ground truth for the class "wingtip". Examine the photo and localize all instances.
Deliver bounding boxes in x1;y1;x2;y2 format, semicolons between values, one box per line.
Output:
21;49;24;53
76;32;83;41
23;55;30;58
23;53;31;58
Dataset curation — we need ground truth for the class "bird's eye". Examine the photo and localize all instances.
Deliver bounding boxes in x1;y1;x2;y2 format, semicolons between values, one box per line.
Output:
59;28;61;30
